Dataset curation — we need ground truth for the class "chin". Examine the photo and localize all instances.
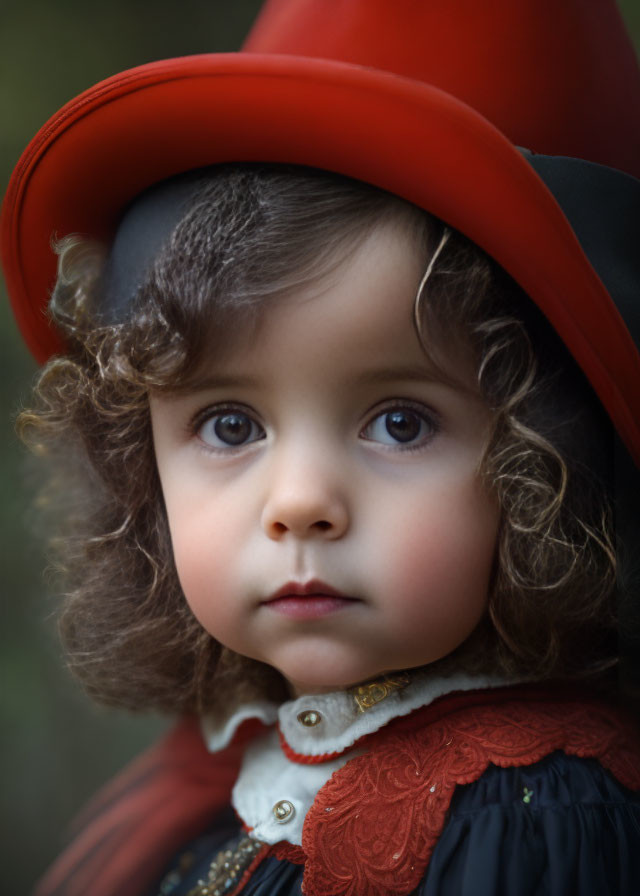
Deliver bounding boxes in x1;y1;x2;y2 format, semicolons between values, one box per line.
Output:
281;658;386;697
263;639;405;696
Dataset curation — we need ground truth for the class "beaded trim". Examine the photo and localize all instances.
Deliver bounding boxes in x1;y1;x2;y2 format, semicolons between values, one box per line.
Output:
186;834;264;896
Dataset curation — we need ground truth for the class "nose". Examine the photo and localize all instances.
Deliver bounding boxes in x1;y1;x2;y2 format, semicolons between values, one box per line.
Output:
261;450;350;541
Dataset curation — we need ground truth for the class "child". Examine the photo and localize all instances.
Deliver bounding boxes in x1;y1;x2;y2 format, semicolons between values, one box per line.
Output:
3;1;640;895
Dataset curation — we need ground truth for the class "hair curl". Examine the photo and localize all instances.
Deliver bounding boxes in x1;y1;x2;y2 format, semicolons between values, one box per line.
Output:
18;164;618;715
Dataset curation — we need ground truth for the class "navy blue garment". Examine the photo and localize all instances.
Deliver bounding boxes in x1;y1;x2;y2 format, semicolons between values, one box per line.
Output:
418;751;640;895
150;752;640;896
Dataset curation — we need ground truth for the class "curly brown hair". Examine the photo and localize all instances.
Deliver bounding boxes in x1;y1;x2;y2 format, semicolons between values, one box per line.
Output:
18;164;618;715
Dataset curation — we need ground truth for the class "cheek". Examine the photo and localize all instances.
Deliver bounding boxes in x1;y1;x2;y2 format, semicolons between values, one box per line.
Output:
386;527;493;661
383;523;479;609
375;481;498;628
163;498;240;635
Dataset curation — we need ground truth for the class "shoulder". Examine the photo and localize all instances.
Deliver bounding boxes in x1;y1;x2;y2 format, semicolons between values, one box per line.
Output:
417;751;640;895
299;685;640;895
369;683;640;794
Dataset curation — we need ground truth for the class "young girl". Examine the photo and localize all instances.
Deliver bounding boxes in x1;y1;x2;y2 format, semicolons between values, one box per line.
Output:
3;2;640;895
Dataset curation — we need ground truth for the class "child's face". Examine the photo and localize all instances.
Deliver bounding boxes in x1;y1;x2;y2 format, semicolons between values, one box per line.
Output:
150;218;499;696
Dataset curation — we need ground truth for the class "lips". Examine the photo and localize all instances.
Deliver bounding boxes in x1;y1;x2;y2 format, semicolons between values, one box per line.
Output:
266;579;348;602
262;579;359;619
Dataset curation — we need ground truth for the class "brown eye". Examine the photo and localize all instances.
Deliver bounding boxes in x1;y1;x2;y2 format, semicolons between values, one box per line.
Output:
198;410;264;449
361;405;437;447
215;413;252;445
385;410;423;443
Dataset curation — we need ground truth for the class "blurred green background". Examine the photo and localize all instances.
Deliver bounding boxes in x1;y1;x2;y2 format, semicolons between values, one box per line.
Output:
1;2;639;893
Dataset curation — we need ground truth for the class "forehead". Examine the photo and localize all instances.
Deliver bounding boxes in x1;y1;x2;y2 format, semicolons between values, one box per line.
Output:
207;219;425;372
175;218;478;395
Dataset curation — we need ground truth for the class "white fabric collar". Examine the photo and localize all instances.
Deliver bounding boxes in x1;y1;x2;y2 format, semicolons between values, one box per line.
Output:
202;670;507;758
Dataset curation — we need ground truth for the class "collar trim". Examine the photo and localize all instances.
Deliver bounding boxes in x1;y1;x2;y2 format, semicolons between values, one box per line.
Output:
278;672;509;759
202;700;278;752
202;672;511;758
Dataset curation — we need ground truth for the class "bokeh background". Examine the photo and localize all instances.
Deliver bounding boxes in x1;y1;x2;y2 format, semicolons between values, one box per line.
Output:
1;2;639;892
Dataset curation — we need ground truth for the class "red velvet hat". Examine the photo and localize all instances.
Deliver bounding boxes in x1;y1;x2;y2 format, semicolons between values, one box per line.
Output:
1;0;640;464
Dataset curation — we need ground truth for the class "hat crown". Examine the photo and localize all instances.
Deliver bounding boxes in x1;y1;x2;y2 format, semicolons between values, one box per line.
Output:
245;0;640;178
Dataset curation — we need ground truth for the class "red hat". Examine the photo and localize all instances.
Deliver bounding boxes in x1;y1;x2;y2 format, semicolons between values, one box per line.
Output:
1;0;640;462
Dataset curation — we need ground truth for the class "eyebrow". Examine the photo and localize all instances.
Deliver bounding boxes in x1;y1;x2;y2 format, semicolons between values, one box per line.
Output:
176;372;262;394
353;364;440;384
351;363;473;393
176;363;475;396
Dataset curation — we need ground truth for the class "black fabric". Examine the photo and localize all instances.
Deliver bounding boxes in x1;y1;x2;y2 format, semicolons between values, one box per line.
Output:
144;805;241;896
416;751;640;895
148;752;640;896
523;152;640;354
100;172;205;322
523;151;640;695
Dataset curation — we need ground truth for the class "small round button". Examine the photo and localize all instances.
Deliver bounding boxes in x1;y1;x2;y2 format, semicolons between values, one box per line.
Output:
273;799;296;823
297;710;322;727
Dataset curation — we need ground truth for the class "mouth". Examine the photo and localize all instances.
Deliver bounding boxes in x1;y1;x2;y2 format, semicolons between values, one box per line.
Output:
262;579;360;619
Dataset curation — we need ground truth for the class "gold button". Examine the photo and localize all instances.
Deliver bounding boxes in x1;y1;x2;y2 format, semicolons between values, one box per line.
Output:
273;799;295;823
297;710;322;727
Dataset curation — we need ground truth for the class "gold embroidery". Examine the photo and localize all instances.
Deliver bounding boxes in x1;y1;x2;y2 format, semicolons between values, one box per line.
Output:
349;672;411;712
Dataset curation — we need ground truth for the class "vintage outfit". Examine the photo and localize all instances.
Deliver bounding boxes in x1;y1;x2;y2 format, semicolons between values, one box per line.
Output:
35;678;640;896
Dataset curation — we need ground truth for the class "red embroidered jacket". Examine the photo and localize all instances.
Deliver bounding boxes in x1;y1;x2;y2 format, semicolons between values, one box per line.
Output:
34;685;640;896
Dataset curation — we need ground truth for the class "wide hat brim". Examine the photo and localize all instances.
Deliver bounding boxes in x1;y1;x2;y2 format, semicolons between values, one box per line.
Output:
2;52;640;462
